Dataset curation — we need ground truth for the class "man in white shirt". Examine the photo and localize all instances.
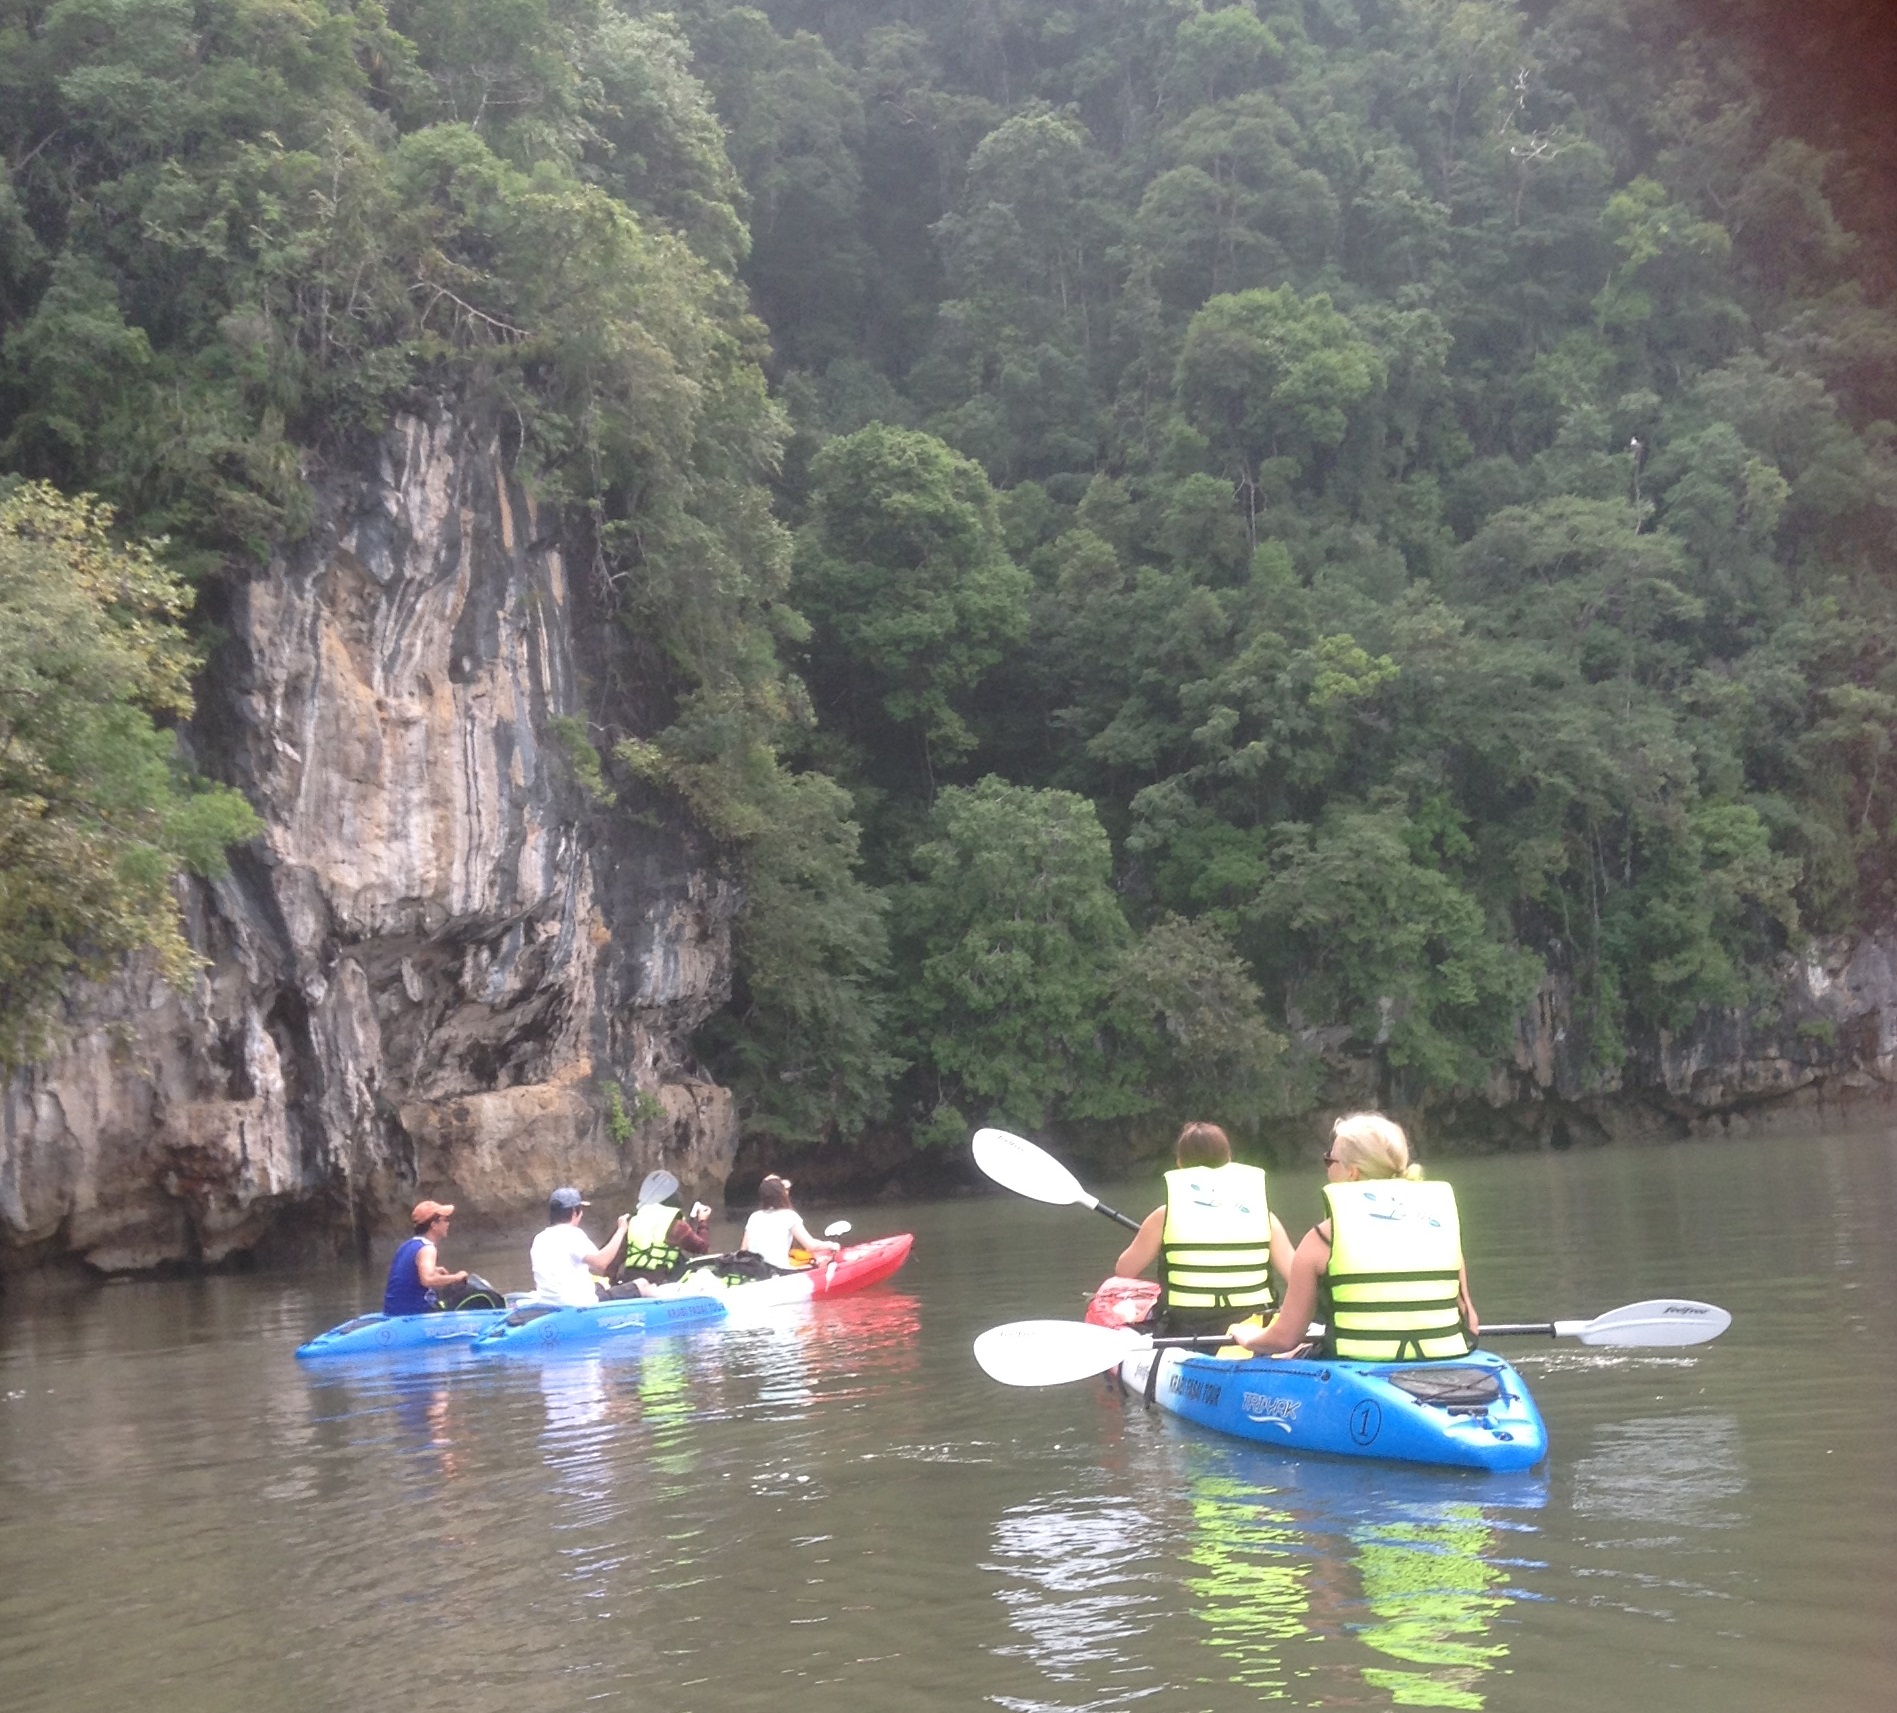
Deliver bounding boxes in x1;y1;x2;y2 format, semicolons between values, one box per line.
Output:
529;1186;630;1306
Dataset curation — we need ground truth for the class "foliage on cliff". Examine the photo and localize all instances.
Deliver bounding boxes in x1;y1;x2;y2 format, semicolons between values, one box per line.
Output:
0;484;260;1068
5;0;1897;1150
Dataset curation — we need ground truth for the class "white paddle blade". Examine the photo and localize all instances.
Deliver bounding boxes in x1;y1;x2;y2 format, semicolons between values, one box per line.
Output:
637;1169;680;1208
1572;1298;1732;1347
971;1128;1097;1210
973;1319;1144;1387
822;1220;852;1238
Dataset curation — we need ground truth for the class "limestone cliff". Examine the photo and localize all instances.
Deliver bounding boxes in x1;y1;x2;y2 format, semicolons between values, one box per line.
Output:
0;411;740;1277
1284;935;1897;1157
1394;934;1897;1151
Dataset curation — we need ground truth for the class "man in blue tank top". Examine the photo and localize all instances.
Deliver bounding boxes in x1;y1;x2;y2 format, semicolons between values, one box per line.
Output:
383;1201;469;1315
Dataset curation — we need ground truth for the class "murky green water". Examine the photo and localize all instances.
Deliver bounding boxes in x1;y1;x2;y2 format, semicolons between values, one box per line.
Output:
3;1126;1894;1713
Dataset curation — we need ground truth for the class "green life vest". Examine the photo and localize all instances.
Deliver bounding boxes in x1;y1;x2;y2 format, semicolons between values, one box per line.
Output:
1160;1163;1275;1315
1321;1178;1473;1362
624;1201;683;1274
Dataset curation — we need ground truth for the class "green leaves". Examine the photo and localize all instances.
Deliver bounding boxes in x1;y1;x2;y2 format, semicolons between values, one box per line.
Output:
0;484;260;1069
893;778;1138;1136
1250;802;1543;1093
795;424;1029;763
1176;287;1386;495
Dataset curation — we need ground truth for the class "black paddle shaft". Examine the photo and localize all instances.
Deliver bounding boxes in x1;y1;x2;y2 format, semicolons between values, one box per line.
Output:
1092;1200;1142;1232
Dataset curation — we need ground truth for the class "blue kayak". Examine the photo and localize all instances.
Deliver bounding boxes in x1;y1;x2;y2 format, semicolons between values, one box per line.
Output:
1117;1345;1548;1472
468;1290;729;1354
295;1308;506;1359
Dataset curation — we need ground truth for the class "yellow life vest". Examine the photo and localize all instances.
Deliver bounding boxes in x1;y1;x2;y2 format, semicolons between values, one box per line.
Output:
1160;1163;1275;1315
1321;1179;1472;1361
624;1201;682;1274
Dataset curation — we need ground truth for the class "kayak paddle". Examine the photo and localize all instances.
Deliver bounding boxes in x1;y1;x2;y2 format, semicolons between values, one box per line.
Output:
975;1319;1235;1387
971;1128;1142;1231
636;1169;680;1208
973;1296;1733;1387
1480;1298;1732;1346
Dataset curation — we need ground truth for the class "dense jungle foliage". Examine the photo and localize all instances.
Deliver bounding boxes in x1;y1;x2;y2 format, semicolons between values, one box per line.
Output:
3;0;1895;1151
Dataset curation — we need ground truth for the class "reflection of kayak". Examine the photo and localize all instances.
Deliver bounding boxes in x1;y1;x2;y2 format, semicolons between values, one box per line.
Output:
469;1234;915;1355
1089;1276;1548;1473
294;1308;505;1359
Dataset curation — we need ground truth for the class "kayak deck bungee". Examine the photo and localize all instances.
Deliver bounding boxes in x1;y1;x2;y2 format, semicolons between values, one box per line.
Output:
295;1308;507;1359
468;1234;915;1354
1086;1272;1547;1472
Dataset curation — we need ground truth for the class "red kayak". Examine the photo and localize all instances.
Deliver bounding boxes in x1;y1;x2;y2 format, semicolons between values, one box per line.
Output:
645;1231;917;1324
1086;1274;1161;1328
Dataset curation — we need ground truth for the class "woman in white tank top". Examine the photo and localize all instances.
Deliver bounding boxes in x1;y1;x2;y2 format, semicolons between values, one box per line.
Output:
739;1175;839;1269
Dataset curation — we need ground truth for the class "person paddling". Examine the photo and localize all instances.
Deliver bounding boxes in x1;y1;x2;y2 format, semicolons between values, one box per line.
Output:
1228;1111;1480;1359
530;1187;631;1307
1113;1122;1294;1338
383;1200;471;1315
740;1175;839;1270
616;1186;713;1288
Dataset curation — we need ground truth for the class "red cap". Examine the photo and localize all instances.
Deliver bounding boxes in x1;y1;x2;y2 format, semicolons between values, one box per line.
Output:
411;1199;455;1226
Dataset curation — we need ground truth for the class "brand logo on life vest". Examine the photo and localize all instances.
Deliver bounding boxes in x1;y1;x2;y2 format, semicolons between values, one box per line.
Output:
1363;1191;1441;1228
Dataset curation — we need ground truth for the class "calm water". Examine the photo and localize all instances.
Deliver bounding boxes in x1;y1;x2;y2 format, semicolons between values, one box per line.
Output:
3;1127;1895;1713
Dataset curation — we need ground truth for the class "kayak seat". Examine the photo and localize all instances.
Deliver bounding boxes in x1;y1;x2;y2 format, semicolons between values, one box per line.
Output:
1383;1365;1503;1409
683;1250;783;1284
502;1303;564;1329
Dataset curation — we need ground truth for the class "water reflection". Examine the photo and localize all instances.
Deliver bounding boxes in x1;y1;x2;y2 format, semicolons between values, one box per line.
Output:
1571;1414;1745;1533
990;1492;1167;1678
1350;1506;1512;1709
1179;1474;1312;1695
389;1364;464;1481
989;1442;1547;1708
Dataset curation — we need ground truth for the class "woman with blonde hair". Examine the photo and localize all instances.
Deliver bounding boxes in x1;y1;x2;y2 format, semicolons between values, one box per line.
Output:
1228;1112;1480;1360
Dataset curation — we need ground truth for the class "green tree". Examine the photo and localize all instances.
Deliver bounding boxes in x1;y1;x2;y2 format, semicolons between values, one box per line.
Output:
794;424;1029;772
0;484;260;1068
1175;286;1386;537
893;777;1142;1142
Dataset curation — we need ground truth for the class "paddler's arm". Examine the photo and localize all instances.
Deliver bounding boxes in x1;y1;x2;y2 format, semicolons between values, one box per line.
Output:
790;1217;839;1260
414;1240;467;1291
584;1214;631;1275
1229;1223;1328;1356
670;1212;712;1256
1459;1263;1479;1339
1113;1206;1165;1278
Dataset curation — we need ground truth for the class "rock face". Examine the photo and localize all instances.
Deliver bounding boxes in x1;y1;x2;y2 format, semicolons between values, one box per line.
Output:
1456;934;1897;1147
0;411;741;1278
